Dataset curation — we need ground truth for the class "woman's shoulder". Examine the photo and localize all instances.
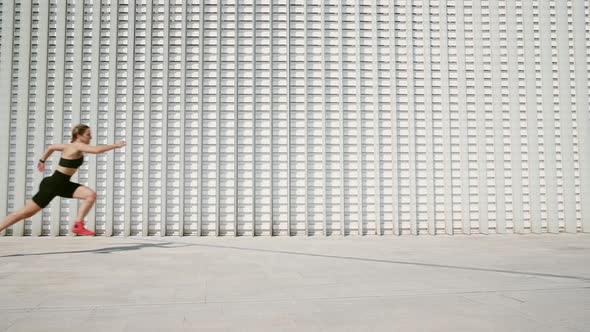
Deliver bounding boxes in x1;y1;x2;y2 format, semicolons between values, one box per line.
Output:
61;143;84;159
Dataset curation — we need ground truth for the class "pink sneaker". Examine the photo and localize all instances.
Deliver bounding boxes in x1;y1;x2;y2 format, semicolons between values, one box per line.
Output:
72;221;95;236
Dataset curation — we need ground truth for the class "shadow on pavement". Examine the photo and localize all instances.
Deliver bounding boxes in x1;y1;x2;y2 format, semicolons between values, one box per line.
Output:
0;242;189;258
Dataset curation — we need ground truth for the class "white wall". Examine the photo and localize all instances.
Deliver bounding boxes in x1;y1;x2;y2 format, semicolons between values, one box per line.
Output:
1;0;589;236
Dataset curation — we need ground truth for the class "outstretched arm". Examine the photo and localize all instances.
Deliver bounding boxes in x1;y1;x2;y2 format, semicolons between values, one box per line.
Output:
74;141;126;154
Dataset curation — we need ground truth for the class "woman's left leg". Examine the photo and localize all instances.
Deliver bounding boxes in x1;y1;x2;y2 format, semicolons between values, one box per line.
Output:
71;185;97;235
0;200;42;232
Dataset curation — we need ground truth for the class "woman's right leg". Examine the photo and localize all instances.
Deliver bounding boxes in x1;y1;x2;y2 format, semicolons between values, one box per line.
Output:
0;200;42;232
70;185;96;236
72;185;96;222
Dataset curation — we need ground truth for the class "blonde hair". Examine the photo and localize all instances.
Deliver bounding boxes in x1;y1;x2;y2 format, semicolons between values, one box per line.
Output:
71;124;90;143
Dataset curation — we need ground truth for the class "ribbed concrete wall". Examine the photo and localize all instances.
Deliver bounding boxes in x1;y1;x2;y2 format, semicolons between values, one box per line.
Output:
0;0;589;236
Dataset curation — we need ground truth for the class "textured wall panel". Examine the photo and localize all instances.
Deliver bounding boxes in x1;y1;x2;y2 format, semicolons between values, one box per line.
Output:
0;0;588;236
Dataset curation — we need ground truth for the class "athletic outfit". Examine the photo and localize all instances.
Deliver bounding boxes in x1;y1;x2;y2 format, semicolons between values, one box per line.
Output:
32;155;95;235
32;156;84;208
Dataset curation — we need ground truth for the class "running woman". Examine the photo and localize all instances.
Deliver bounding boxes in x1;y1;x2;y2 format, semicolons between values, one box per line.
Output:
0;124;126;236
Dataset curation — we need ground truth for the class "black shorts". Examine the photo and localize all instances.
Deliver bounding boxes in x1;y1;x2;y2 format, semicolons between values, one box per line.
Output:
32;171;82;208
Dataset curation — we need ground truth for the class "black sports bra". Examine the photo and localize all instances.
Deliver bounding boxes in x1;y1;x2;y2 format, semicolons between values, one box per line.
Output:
59;156;84;169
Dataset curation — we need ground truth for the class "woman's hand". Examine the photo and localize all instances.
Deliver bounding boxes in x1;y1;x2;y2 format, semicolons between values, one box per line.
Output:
37;161;45;173
115;141;127;148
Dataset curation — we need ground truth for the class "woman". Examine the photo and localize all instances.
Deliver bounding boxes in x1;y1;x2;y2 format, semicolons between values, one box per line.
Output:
0;124;126;236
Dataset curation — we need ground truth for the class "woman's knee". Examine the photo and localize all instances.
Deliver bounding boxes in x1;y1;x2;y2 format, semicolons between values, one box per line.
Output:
86;190;97;203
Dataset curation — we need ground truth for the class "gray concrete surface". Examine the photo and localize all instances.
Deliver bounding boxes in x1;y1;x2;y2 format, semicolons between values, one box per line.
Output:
0;234;589;331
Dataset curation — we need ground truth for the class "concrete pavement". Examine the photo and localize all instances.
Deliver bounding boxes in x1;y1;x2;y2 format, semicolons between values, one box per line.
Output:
1;234;589;331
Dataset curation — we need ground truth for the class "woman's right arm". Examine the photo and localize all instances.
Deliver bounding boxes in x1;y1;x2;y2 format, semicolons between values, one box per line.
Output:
75;141;126;154
37;144;68;172
39;144;67;161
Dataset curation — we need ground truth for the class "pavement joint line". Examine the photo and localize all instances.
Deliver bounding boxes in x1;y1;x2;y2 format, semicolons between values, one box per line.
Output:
134;238;590;283
2;237;589;282
500;294;526;303
1;286;589;312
